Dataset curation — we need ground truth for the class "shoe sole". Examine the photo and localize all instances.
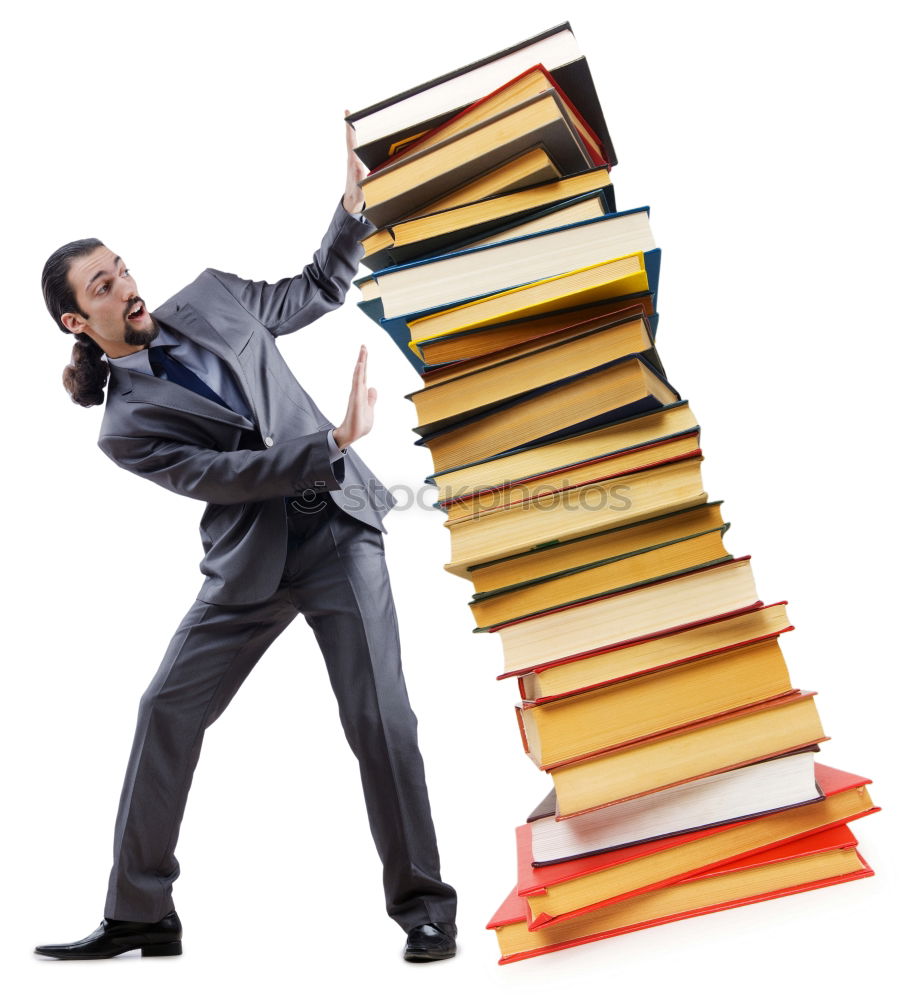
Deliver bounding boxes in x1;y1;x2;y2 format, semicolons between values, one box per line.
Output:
34;942;182;960
403;949;456;963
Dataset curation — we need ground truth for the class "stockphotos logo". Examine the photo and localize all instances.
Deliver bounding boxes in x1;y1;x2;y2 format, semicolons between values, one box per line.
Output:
289;479;633;517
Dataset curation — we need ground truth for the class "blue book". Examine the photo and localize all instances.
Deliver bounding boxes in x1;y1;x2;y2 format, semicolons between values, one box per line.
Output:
365;205;654;320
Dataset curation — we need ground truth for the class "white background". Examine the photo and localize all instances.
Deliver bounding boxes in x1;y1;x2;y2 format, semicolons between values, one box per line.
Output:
2;1;920;996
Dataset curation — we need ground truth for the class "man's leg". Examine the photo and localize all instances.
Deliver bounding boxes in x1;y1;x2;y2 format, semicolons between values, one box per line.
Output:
282;502;458;932
105;592;298;922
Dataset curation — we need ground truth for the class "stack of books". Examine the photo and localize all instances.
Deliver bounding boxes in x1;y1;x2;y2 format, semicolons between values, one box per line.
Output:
348;22;877;964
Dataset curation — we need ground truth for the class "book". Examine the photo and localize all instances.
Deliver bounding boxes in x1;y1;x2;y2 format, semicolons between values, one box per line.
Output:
492;555;758;672
488;825;873;963
444;454;708;578
517;764;877;927
457;192;611;254
408;313;658;436
444;432;700;521
416;293;656;366
406;250;659;354
430;398;697;498
549;691;827;817
419;299;654;393
516;635;793;768
527;749;822;863
378;64;605;170
472;498;724;595
411;147;561;215
360;90;596;228
417;354;679;470
511;600;793;700
468;522;728;630
347;24;616;167
368;207;654;320
359;168;614;270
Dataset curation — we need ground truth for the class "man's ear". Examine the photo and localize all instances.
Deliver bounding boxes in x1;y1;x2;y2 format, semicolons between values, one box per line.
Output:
60;311;88;335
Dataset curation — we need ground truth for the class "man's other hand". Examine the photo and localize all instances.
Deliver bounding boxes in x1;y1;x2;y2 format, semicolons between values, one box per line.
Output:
342;110;366;214
333;345;376;450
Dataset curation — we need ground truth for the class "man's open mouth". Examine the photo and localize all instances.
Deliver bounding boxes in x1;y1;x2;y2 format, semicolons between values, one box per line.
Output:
127;301;146;321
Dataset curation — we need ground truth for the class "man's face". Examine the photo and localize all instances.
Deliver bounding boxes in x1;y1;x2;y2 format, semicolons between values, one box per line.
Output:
61;246;158;355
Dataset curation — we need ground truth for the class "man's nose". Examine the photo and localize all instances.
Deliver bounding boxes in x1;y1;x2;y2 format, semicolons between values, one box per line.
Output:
120;274;137;298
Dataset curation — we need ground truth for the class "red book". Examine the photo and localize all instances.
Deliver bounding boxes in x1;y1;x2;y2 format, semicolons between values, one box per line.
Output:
372;64;607;173
489;824;874;963
516;763;878;928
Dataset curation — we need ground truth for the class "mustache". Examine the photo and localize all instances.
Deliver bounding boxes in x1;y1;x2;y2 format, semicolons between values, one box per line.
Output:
124;297;146;320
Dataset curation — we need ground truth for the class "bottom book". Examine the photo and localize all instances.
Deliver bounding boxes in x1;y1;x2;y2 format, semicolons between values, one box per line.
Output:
488;824;872;963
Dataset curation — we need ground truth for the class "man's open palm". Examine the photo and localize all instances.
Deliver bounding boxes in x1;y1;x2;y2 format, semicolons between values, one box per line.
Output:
334;345;376;450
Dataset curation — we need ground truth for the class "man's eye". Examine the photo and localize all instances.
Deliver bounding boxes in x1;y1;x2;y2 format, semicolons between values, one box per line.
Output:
97;283;110;295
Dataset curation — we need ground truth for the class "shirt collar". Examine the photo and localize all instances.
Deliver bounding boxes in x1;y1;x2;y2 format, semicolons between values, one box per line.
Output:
106;324;179;376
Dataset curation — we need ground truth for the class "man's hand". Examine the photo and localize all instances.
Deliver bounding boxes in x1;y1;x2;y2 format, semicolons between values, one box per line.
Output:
333;345;377;451
342;110;366;215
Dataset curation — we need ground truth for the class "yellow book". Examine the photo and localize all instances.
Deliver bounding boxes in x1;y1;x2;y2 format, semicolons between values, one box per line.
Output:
417;296;654;367
433;401;698;505
518;637;793;769
550;692;827;817
445;455;706;579
496;556;758;674
408;253;650;355
421;355;677;472
446;433;700;523
469;525;728;630
415;147;560;215
470;499;723;594
515;601;792;701
361;90;591;227
360;166;612;262
408;315;655;436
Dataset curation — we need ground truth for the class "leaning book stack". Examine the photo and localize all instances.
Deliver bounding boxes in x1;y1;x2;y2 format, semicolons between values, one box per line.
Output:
349;22;878;964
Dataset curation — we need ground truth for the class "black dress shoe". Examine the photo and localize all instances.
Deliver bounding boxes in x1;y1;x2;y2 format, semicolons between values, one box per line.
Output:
403;922;456;962
34;912;182;960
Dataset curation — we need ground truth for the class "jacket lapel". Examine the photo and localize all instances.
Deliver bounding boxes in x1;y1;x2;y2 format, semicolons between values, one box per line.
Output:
116;302;256;430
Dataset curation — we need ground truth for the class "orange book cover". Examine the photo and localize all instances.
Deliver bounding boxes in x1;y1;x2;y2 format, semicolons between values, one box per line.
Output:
488;824;873;963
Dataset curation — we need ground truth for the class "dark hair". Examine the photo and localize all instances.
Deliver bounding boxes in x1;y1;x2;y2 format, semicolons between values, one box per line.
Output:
42;238;110;407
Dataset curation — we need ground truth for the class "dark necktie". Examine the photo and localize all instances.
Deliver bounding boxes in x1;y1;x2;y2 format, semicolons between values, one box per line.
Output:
148;345;231;410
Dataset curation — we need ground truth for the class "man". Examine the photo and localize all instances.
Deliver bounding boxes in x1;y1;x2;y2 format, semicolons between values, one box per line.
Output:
34;120;457;963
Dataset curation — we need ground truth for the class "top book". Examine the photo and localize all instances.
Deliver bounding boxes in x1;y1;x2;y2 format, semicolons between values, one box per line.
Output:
346;23;617;169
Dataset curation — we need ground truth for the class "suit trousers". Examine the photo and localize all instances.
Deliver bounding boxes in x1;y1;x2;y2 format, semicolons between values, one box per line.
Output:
104;498;457;932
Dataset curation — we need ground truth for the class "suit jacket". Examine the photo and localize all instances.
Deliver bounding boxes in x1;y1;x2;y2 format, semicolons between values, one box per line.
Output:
98;202;393;606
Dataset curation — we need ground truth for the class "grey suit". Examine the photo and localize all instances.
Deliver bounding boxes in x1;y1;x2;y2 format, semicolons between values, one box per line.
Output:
97;202;457;932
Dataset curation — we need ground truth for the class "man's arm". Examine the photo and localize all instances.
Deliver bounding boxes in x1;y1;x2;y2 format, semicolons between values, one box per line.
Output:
98;430;343;505
99;342;375;503
208;202;372;338
208;118;373;338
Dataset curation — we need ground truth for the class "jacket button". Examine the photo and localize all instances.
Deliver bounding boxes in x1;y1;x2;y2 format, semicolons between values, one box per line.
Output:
264;436;274;447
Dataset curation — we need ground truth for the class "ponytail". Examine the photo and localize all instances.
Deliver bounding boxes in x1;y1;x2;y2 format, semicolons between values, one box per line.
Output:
62;332;109;407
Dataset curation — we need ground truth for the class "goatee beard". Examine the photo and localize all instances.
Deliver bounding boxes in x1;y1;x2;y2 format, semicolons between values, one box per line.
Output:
124;316;159;347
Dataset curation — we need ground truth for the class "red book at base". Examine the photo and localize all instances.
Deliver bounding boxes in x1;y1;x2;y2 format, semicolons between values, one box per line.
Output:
489;824;874;963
